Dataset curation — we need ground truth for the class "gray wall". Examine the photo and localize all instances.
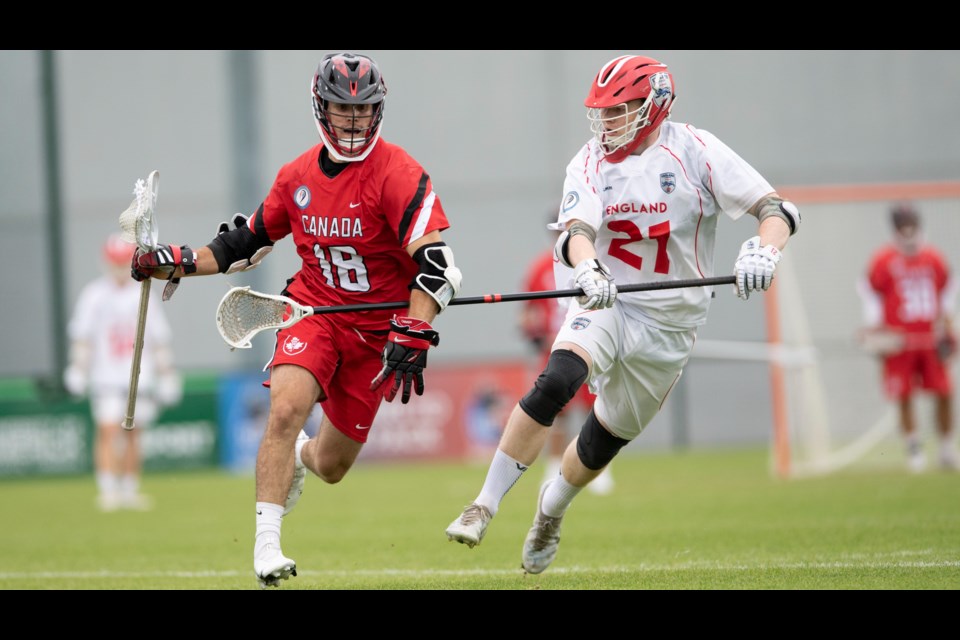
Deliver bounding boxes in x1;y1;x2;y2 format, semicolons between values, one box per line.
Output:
3;50;959;449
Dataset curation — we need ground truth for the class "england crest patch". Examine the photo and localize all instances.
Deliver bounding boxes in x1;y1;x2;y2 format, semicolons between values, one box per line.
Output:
660;172;676;194
571;317;591;331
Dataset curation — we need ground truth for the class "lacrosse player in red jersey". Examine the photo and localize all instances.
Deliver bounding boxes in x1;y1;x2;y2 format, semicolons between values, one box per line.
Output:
131;53;462;588
446;54;799;574
65;233;182;512
858;204;957;472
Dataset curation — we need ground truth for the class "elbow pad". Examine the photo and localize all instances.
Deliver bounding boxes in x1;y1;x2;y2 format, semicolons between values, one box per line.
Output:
207;212;274;274
411;242;462;312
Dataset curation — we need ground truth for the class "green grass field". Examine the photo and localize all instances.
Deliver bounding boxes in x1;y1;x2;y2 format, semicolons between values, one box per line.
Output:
1;447;958;589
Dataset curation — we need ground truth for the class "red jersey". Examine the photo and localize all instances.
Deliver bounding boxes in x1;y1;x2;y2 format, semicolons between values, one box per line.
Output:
866;245;950;334
251;140;449;331
521;249;564;348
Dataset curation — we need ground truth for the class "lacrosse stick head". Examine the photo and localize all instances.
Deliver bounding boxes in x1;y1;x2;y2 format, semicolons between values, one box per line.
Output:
118;170;160;252
216;286;300;350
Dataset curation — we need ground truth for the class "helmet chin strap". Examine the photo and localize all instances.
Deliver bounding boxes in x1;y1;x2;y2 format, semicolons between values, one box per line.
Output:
316;124;382;163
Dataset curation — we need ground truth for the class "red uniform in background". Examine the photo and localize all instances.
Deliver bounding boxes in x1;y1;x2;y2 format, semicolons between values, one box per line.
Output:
519;249;595;409
865;241;952;399
859;203;956;473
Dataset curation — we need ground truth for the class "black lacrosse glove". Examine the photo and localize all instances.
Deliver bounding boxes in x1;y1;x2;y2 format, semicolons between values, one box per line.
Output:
370;316;440;404
131;244;197;282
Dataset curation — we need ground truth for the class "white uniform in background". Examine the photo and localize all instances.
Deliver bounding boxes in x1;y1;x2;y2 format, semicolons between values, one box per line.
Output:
67;277;174;425
65;234;182;511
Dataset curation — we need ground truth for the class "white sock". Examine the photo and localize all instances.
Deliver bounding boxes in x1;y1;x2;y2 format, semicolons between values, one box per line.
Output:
541;474;582;518
295;435;309;469
476;449;529;516
904;432;921;454
118;474;139;498
96;472;117;496
254;502;284;556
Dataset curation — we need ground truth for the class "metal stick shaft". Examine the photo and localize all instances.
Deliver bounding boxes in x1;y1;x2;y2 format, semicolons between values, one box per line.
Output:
122;279;151;430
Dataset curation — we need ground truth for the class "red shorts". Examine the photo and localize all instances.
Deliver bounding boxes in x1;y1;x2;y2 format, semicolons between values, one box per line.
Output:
265;314;387;443
882;348;953;400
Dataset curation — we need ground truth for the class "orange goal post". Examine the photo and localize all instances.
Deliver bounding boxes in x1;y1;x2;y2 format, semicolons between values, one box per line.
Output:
706;181;960;478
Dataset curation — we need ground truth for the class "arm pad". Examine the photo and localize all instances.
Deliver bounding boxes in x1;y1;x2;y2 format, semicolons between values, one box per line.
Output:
756;197;801;235
206;208;275;274
554;221;598;268
411;242;462;312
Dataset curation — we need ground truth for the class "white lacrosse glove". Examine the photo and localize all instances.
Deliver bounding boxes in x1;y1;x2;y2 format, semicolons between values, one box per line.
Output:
63;365;87;397
155;371;183;407
574;258;618;309
734;236;781;300
217;213;273;275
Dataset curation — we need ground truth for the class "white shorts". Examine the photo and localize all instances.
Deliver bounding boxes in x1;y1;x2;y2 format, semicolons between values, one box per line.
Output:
91;391;158;428
552;304;695;440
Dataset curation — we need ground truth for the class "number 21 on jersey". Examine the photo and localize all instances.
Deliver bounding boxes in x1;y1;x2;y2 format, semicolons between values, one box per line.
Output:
607;220;671;274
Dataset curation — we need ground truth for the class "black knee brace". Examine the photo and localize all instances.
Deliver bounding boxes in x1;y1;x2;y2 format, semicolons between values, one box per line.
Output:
576;410;630;470
519;350;589;426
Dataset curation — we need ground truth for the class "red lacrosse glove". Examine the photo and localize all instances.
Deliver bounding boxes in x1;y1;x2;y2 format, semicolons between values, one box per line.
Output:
370;316;440;404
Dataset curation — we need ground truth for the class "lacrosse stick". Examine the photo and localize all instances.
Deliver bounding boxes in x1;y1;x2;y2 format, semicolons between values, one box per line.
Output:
216;275;737;349
117;170;160;430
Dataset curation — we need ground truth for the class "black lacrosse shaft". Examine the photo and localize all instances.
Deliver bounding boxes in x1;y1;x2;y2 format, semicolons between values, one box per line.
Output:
309;275;737;315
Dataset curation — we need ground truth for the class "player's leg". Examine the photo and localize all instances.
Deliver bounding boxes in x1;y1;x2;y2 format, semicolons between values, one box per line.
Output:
94;420;122;511
254;363;322;588
920;351;956;470
522;320;695;574
446;343;594;547
118;398;156;510
91;393;123;511
542;411;567;483
884;353;924;472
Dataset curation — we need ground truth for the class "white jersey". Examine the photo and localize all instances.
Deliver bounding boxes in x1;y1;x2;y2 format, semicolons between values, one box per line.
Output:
554;120;774;330
67;277;172;395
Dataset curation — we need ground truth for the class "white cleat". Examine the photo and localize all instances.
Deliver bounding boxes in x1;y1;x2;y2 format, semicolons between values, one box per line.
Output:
254;542;297;589
96;493;122;513
907;443;927;474
445;503;493;548
521;481;564;575
940;448;959;472
119;493;154;511
284;430;309;516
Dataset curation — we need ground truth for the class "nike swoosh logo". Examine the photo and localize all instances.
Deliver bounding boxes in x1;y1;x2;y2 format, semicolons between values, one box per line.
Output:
394;337;411;343
349;202;361;208
355;424;370;430
256;510;263;515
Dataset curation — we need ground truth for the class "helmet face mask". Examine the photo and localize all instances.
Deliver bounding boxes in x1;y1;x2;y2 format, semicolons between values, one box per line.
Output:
585;55;675;163
311;53;387;162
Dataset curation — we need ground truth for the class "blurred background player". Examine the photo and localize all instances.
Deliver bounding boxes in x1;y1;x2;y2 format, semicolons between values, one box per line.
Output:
858;203;957;472
519;234;613;495
64;233;182;511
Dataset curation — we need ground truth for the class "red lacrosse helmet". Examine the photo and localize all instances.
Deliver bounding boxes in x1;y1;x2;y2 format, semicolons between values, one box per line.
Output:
585;55;676;163
103;233;136;266
311;52;387;162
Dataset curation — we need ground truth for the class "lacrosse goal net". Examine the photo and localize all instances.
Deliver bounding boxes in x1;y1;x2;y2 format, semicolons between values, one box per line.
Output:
731;182;960;477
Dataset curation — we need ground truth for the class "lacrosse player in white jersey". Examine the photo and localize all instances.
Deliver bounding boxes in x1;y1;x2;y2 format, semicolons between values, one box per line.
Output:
65;233;182;511
446;54;800;573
